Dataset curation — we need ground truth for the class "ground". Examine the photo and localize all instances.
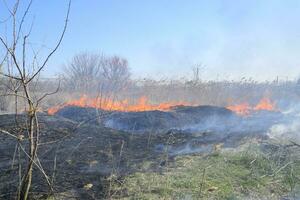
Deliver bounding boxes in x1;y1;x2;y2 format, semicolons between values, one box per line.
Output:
110;141;300;200
0;107;299;199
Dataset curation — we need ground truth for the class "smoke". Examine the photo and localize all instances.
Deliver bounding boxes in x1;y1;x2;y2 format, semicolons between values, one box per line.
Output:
154;142;213;156
129;1;300;81
267;104;300;144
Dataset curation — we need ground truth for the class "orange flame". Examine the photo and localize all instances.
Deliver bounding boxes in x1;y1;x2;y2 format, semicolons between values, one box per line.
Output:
253;98;275;111
47;95;191;115
226;98;276;116
226;103;252;115
48;95;277;116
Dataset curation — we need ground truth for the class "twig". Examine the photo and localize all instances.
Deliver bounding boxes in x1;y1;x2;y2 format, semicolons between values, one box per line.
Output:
0;129;18;139
27;0;71;83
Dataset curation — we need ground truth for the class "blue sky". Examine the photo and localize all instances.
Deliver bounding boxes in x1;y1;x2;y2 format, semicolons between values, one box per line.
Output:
1;0;300;81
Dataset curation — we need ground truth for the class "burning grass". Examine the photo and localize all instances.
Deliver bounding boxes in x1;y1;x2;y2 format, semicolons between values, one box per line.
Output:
47;95;192;115
0;101;298;199
110;141;300;200
226;98;277;116
47;93;277;117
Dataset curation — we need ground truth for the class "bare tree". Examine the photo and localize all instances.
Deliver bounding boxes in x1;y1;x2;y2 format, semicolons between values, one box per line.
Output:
63;53;131;96
0;1;71;199
191;63;205;85
102;55;131;94
63;52;104;93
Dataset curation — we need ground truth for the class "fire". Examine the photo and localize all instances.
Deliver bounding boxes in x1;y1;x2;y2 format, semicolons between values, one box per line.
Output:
253;98;275;111
226;103;252;115
47;95;190;115
48;95;277;116
227;98;276;116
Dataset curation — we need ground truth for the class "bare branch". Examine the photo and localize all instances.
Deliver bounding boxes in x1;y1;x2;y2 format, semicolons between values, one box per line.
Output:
0;37;24;80
16;0;33;44
22;35;28;77
0;129;18;139
290;141;300;148
0;93;28;100
18;143;52;187
0;71;22;80
27;0;71;83
36;79;60;105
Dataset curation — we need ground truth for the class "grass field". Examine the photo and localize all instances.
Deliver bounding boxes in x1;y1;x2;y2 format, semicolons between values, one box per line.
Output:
110;141;300;200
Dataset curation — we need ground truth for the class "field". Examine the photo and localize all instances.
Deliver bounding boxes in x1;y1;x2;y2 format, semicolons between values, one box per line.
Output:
1;100;300;199
1;1;300;199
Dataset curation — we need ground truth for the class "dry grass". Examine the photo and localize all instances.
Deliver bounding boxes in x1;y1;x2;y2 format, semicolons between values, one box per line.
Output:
110;141;300;200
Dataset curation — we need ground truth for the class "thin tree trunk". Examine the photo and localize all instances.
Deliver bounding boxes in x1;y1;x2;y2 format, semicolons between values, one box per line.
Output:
19;113;35;200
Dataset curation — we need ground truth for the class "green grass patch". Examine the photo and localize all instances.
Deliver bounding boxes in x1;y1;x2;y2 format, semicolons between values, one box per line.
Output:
110;143;300;200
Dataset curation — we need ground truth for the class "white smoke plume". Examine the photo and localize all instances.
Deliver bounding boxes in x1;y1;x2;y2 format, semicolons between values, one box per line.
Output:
267;104;300;144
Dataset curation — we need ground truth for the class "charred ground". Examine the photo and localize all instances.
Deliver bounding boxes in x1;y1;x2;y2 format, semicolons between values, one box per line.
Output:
1;105;298;199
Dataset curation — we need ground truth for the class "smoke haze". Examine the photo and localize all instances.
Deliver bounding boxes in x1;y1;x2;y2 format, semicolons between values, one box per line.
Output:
2;1;300;81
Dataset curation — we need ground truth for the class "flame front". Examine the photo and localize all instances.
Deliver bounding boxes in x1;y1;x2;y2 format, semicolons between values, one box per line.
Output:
253;98;275;111
47;95;190;115
226;103;252;115
48;95;277;116
226;98;276;116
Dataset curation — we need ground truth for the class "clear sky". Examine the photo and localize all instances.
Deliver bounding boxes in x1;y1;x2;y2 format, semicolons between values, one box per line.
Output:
1;0;300;81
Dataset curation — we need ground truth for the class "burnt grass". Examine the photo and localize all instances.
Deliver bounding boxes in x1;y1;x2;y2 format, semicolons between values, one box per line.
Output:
55;105;237;133
0;106;282;199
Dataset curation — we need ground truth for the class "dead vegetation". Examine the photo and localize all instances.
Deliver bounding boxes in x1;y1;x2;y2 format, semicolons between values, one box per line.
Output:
1;107;299;199
1;1;300;200
0;0;71;199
